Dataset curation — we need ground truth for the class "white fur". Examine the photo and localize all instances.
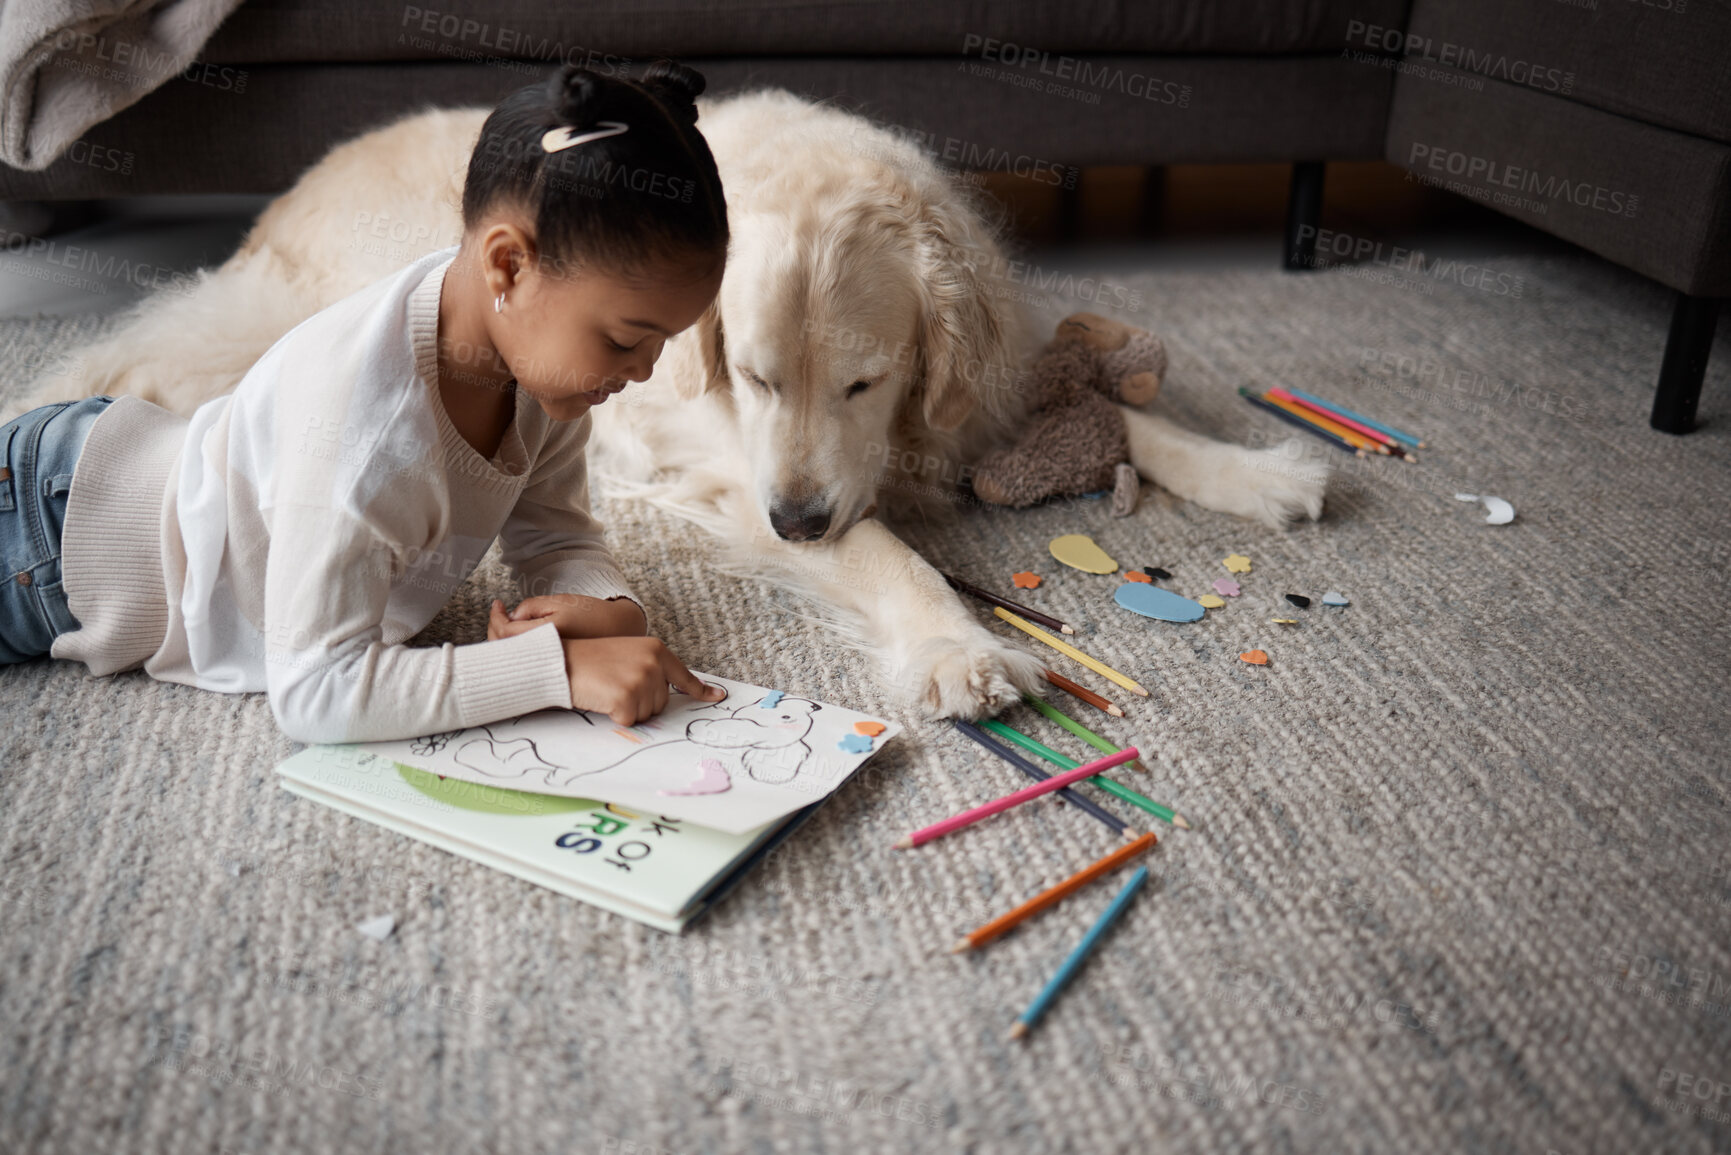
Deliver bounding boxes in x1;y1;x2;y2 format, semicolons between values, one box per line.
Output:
9;90;1326;719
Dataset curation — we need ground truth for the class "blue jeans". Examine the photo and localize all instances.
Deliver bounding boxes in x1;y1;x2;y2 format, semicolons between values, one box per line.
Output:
0;396;115;663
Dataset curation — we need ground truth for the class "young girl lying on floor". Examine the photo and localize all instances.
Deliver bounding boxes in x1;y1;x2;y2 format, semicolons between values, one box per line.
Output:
0;61;730;741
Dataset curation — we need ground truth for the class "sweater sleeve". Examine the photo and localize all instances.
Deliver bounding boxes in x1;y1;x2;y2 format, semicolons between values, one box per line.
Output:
263;502;573;744
499;410;639;608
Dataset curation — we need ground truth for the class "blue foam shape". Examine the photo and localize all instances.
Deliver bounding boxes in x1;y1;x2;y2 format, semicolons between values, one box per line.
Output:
1114;582;1206;622
759;690;784;708
838;733;873;754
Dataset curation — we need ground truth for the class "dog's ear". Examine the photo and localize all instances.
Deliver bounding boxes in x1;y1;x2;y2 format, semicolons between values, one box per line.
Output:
911;197;1018;433
674;298;728;400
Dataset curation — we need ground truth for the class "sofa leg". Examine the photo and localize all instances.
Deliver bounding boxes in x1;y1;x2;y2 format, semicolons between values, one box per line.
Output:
1282;161;1326;271
1650;292;1721;434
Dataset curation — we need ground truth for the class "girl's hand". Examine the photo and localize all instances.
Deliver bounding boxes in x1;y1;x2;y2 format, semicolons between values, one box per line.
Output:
487;594;647;641
559;635;725;725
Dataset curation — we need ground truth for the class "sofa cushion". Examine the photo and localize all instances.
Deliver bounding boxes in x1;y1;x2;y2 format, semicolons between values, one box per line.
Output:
200;0;1412;63
1386;63;1731;296
1377;0;1731;144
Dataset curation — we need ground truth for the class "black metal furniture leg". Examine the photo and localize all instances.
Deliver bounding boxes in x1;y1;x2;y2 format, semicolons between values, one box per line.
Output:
1282;161;1326;271
1650;292;1721;434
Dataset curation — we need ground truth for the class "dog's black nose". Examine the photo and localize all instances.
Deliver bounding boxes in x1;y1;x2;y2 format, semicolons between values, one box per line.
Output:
768;501;832;542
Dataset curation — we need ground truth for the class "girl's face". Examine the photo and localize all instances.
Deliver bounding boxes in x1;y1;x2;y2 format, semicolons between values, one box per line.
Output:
474;221;723;422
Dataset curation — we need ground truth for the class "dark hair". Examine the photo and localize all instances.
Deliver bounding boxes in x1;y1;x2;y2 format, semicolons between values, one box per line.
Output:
462;60;728;278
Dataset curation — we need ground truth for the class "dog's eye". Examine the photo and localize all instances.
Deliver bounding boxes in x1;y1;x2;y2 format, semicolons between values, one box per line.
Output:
846;380;871;399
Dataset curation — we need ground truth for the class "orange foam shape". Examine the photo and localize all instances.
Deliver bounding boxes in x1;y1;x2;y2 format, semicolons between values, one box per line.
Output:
854;721;887;737
1240;650;1269;665
1012;571;1042;589
1122;571;1152;583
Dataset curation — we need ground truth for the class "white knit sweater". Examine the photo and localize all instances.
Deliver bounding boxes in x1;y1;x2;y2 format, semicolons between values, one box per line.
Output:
52;248;638;743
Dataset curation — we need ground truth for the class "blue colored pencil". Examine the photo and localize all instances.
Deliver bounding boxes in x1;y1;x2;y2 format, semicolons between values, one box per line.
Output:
1284;386;1425;449
1238;389;1362;455
1009;864;1150;1040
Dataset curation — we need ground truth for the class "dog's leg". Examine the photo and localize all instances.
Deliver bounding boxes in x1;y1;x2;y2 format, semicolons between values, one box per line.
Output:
735;519;1044;719
1120;405;1328;528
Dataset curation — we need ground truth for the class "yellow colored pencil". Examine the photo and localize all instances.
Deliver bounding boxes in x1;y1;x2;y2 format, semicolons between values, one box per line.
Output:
1260;392;1388;454
993;607;1149;697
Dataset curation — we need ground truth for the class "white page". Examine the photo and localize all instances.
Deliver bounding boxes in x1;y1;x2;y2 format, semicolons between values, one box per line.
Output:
361;674;901;834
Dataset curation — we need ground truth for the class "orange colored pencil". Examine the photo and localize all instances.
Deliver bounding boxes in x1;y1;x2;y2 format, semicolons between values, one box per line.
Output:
1260;392;1388;454
948;832;1158;953
1042;667;1124;717
1267;387;1415;461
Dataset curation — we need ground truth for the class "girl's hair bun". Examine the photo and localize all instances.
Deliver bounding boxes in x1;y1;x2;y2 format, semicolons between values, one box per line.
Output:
553;66;602;127
640;59;705;125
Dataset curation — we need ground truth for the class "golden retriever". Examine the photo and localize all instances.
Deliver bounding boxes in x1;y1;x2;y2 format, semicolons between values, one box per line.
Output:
10;89;1327;718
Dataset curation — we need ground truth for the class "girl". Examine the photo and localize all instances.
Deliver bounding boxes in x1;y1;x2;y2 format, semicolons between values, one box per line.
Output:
0;61;730;742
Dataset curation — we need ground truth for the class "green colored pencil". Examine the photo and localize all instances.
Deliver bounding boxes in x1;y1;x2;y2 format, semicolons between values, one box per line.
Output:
980;719;1190;829
1022;694;1147;772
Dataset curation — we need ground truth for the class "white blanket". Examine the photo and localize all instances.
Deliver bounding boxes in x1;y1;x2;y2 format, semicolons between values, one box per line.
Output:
0;0;244;171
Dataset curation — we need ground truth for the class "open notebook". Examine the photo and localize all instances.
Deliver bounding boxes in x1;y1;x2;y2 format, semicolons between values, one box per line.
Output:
277;745;844;933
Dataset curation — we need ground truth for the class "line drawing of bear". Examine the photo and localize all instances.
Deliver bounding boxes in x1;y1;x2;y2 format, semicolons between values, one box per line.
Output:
443;694;822;792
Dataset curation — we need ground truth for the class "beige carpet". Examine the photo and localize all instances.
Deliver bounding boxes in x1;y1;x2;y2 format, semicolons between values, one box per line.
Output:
3;250;1729;1155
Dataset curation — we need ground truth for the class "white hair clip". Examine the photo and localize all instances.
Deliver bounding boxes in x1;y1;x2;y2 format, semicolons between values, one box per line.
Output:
541;120;629;153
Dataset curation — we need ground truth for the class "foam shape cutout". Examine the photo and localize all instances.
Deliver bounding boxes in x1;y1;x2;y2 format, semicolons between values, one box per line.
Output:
1212;578;1241;597
1012;571;1042;589
1285;594;1311;609
1197;594;1226;609
1223;554;1252;574
1240;650;1269;665
659;757;733;796
1114;582;1206;622
854;721;887;737
1050;534;1118;574
356;914;396;942
1144;566;1171;580
1270;618;1298;625
759;690;784;708
838;733;874;754
1123;571;1152;584
1321;592;1349;607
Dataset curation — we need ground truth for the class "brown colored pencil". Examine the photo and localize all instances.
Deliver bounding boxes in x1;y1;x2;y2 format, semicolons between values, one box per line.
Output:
944;572;1075;635
1042;667;1123;717
948;832;1157;953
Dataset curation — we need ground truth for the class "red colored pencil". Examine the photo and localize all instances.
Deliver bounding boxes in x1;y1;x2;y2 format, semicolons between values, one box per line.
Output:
892;746;1139;849
1042;667;1124;717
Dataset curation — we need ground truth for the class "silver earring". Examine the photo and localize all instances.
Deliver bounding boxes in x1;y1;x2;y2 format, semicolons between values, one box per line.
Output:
494;293;506;313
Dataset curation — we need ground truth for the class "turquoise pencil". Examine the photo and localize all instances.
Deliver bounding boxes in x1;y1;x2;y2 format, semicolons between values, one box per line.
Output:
1009;864;1150;1040
1284;386;1425;448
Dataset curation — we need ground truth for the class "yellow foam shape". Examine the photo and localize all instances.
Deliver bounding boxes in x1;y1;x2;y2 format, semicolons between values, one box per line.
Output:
1048;534;1117;574
1223;554;1252;574
1197;594;1226;608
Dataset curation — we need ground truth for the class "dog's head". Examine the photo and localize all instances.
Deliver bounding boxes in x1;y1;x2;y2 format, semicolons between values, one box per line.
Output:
674;169;1024;544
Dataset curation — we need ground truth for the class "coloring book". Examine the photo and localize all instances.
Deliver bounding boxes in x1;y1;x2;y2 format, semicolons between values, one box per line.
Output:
277;745;821;932
360;674;901;835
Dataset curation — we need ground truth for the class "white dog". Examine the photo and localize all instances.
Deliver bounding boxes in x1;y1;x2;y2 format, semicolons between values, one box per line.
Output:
12;89;1326;718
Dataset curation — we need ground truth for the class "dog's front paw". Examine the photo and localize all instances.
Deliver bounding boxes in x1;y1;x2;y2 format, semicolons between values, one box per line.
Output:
1228;439;1329;528
900;632;1045;721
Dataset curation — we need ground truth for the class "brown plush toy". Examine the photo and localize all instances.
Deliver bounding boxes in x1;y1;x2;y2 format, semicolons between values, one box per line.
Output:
971;312;1167;517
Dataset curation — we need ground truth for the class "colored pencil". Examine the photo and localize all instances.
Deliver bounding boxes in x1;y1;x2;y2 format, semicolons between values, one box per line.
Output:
1043;667;1123;717
1240;390;1363;455
992;607;1150;698
1010;865;1149;1039
949;832;1158;953
984;719;1188;829
893;746;1139;850
953;720;1136;840
944;573;1074;635
1267;386;1413;460
1020;694;1147;773
1284;385;1425;448
1259;391;1388;454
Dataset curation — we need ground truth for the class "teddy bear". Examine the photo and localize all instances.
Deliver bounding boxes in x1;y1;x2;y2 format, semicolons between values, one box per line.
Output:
970;312;1167;517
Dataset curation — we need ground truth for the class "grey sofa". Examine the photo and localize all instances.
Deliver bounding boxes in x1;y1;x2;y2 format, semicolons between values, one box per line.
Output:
1;1;1724;430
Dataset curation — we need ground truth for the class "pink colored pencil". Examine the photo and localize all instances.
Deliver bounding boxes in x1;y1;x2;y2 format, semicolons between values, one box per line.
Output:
892;746;1140;849
1266;386;1399;449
